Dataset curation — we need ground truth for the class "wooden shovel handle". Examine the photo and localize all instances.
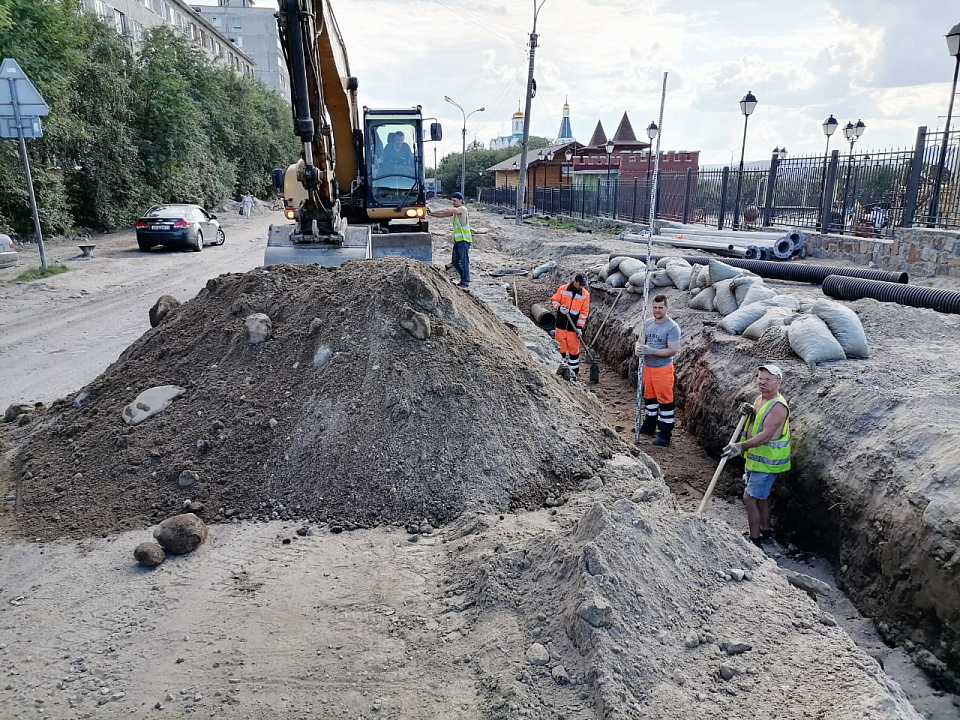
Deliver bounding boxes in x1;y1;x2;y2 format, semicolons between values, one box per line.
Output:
696;413;749;517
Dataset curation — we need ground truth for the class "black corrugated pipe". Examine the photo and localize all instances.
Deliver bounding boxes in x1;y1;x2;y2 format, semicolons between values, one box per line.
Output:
530;302;556;331
607;254;909;284
822;275;960;314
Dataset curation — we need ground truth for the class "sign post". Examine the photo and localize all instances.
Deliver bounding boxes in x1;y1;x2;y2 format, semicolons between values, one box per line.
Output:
0;58;51;269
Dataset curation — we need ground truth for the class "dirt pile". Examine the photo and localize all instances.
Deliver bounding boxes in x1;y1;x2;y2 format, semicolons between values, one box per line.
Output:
450;454;920;719
5;260;624;539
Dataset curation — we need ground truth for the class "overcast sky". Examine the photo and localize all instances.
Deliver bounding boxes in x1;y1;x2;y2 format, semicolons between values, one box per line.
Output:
242;0;958;165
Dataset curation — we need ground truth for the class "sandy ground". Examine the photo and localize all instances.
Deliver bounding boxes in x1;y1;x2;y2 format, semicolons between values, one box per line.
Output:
0;205;956;719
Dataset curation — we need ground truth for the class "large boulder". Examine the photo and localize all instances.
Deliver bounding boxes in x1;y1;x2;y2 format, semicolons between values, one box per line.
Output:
149;295;181;328
153;513;208;555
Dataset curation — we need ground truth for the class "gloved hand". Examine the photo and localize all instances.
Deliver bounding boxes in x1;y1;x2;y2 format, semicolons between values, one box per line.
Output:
559;305;569;315
641;344;656;356
721;442;743;459
739;401;754;416
575;328;583;339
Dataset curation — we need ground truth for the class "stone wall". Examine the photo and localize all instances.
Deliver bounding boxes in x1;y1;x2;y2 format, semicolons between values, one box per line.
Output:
805;227;960;279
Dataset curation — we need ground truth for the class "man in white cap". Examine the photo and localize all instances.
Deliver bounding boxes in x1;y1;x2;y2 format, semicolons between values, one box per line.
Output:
722;364;791;547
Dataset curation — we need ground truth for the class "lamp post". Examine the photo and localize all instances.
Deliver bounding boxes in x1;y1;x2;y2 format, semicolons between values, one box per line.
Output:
732;91;758;229
841;119;866;230
604;139;615;216
929;22;960;226
818;115;838;229
444;95;484;197
537;150;544;189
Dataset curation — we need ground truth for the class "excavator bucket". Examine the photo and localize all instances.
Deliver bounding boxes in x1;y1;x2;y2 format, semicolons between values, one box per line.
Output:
264;224;371;267
370;231;433;263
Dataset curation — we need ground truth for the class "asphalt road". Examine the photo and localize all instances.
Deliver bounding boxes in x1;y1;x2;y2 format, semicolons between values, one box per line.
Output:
0;212;276;409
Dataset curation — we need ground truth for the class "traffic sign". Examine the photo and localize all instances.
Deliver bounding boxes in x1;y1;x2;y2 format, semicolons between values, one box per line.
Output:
0;58;50;118
0;116;42;139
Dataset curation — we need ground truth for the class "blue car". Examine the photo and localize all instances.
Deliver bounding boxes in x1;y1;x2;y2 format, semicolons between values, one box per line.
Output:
135;204;225;252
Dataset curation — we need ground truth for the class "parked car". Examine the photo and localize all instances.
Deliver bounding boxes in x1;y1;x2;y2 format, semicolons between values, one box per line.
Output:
0;233;17;268
135;204;225;252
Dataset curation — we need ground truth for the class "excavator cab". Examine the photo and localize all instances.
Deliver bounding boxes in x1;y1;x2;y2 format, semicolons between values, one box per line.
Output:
362;107;437;263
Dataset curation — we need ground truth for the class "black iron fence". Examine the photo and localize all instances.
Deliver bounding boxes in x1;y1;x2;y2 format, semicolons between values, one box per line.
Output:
478;125;960;235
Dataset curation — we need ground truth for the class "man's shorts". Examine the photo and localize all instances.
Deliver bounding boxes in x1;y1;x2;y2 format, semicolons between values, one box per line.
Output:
744;470;778;500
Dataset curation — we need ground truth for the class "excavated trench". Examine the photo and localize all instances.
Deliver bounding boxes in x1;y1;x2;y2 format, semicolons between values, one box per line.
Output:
510;273;960;705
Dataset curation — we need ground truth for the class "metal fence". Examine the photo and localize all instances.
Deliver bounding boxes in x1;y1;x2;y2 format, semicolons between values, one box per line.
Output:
478;125;960;235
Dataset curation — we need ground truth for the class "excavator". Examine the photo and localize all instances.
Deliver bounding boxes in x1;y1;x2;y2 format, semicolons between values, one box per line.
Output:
266;0;442;266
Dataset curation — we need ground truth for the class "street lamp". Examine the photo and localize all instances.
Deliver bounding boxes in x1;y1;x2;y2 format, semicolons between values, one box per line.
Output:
841;119;866;230
537;150;544;189
929;22;960;226
444;95;484;197
818;115;838;230
605;139;615;215
733;90;758;229
646;121;659;185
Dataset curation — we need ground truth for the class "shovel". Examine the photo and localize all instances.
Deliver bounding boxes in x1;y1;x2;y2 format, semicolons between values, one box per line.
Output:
581;338;600;383
696;410;750;516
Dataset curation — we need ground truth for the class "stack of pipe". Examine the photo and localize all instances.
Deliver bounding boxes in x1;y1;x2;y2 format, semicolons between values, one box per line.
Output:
620;228;805;261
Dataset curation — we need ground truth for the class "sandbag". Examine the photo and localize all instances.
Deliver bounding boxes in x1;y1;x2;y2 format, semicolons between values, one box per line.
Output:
617;258;646;279
689;264;705;291
656;257;672;269
811;299;870;359
608;256;628;273
690;287;701;297
713;280;739;315
708;259;744;285
652;270;674;287
598;265;611;282
665;264;693;291
627;270;649;288
731;275;761;305
770;294;799;310
718;299;780;335
531;260;557;279
739;281;779;307
742;306;794;340
607;271;627;289
689;286;716;311
787;314;847;364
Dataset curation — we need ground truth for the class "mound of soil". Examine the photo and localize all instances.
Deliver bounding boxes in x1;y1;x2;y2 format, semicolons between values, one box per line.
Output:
7;260;623;539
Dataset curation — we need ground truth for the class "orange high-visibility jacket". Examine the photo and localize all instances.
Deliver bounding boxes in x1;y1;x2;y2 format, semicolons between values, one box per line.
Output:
551;283;590;332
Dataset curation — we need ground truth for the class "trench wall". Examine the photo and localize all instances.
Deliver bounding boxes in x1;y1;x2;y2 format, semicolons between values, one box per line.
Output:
585;287;960;693
805;227;960;279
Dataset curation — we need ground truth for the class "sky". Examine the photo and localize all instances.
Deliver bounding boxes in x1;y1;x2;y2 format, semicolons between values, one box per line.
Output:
239;0;959;165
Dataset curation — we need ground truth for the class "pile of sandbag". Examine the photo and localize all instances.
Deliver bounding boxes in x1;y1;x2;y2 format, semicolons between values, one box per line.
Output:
594;256;870;365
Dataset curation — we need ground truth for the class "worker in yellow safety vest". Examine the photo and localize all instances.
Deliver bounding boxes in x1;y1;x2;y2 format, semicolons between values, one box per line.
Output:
427;192;472;289
722;364;791;547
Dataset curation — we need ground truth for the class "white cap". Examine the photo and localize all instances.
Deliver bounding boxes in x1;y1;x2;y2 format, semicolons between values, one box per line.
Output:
758;363;783;379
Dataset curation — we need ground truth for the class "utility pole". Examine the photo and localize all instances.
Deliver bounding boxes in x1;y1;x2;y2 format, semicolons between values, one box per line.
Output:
516;0;547;226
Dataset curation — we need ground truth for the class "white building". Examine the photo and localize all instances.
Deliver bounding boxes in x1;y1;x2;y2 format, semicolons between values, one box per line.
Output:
490;107;525;150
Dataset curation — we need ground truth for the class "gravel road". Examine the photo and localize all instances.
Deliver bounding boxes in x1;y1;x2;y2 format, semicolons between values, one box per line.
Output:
0;213;274;409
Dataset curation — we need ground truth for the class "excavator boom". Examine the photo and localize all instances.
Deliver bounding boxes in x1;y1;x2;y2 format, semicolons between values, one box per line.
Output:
266;0;439;266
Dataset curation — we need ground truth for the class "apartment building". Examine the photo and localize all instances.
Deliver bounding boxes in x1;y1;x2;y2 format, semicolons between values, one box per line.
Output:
83;0;256;79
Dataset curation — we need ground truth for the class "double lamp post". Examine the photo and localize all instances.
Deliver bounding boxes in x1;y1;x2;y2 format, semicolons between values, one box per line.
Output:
444;95;484;197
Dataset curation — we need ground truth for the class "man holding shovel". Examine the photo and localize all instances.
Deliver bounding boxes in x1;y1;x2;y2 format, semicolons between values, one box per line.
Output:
722;364;791;547
551;273;590;379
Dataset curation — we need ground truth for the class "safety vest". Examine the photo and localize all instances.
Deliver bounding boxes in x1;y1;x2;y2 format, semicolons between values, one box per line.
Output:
550;283;590;332
452;212;473;243
742;394;791;473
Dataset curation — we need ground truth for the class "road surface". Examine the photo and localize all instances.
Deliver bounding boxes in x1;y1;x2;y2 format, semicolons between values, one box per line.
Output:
0;213;275;409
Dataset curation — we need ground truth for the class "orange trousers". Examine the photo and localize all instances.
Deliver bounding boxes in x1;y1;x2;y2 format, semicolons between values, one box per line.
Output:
641;363;675;404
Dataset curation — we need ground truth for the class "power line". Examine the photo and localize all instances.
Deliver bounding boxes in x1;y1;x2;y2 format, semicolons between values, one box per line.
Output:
429;0;515;44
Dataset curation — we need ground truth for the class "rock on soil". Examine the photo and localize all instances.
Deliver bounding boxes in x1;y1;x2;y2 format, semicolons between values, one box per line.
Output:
133;541;165;567
148;295;180;328
152;513;207;554
5;260;622;539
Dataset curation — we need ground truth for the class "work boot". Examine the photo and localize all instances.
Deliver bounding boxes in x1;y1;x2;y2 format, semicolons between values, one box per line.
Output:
652;427;672;447
637;416;657;437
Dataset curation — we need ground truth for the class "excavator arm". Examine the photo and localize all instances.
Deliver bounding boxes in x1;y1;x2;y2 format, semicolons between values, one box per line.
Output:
276;0;361;239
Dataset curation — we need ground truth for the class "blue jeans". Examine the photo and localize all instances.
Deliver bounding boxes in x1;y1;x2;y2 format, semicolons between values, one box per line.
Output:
452;241;471;285
744;471;778;500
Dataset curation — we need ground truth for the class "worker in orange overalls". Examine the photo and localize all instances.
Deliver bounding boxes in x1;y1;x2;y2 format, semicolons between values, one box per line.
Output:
551;273;590;378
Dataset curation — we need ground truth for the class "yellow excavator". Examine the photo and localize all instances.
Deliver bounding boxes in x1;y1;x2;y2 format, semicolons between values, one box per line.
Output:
266;0;442;266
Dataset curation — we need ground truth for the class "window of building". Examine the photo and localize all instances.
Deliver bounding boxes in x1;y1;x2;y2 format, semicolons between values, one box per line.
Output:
233;36;243;48
133;21;144;41
114;8;127;33
231;17;241;28
215;41;222;56
211;16;222;27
